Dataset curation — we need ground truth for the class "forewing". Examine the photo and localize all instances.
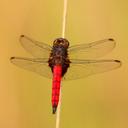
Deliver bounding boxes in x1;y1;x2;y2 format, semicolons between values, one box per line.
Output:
68;38;116;59
10;57;52;79
20;35;52;58
63;59;121;80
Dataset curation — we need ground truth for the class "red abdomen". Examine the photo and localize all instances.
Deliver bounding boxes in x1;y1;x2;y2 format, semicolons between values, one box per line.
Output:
52;65;62;114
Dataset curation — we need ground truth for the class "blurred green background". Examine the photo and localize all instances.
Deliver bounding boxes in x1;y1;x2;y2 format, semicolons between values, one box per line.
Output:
0;0;128;128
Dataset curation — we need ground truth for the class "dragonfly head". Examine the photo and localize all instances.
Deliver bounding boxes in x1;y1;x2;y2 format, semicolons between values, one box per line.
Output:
53;38;69;48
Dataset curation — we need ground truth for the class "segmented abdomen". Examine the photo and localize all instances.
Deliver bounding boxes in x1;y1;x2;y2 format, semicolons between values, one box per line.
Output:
52;65;62;114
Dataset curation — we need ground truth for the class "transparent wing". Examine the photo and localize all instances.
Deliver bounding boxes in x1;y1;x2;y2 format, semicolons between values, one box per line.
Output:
10;57;121;80
63;59;121;80
68;38;116;60
10;57;52;79
20;35;52;58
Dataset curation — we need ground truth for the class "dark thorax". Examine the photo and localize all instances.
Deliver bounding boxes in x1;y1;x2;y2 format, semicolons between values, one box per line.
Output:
48;38;70;76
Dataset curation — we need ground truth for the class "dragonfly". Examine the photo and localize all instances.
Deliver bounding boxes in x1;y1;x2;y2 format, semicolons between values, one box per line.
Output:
10;35;121;114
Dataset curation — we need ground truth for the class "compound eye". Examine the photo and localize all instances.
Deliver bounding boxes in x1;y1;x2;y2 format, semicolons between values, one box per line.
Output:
63;40;69;48
53;38;69;48
53;39;58;45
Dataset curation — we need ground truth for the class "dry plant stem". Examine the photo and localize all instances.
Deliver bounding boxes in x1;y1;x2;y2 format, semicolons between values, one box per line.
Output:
62;0;68;38
55;0;68;128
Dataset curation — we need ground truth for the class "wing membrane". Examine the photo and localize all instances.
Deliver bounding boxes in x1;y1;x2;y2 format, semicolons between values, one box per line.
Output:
63;59;121;80
68;38;116;59
20;35;52;58
10;57;121;80
10;57;52;79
